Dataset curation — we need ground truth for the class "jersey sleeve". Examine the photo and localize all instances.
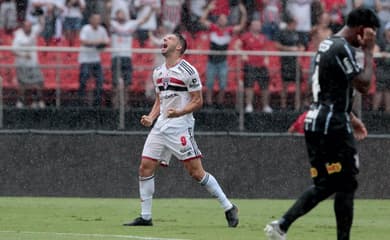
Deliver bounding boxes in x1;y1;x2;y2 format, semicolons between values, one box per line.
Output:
152;67;160;93
334;42;362;80
186;66;202;92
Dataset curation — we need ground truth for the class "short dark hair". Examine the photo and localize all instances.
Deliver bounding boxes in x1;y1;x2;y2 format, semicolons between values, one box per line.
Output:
173;32;187;55
346;7;380;29
283;12;295;24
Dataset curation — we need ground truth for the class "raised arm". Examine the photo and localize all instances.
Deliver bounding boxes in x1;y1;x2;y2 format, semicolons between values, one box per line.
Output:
200;0;215;29
232;3;247;33
136;6;154;26
352;28;376;94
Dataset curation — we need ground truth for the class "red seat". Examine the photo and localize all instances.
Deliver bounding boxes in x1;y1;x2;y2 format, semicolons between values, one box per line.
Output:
42;69;57;89
61;52;78;65
264;41;282;94
0;68;17;88
59;69;79;90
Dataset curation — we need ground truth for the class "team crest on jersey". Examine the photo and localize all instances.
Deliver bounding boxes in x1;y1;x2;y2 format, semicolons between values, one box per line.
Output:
163;78;170;89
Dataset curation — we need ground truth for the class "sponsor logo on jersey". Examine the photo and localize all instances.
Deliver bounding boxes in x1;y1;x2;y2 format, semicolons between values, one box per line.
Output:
326;162;342;175
161;93;178;99
310;167;318;178
189;78;200;88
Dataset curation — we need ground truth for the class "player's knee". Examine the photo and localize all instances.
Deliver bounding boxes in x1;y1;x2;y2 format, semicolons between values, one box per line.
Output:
188;169;203;181
138;164;154;177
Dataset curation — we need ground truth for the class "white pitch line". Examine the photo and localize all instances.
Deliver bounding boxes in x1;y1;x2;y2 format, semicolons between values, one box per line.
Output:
0;231;191;240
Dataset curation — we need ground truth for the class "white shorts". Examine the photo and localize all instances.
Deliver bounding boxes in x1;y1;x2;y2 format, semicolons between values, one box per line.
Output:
142;127;202;166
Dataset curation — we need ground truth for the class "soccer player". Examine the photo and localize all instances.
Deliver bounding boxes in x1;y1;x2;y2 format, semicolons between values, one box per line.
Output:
123;33;239;227
264;7;380;240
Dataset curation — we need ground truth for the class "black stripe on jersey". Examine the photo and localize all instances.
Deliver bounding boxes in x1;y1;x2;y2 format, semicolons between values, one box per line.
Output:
158;85;188;91
343;44;360;72
180;61;195;75
187;127;200;156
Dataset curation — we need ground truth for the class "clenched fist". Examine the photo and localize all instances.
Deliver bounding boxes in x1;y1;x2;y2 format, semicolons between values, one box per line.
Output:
140;115;154;127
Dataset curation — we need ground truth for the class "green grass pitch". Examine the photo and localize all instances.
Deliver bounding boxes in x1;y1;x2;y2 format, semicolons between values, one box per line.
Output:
0;197;389;240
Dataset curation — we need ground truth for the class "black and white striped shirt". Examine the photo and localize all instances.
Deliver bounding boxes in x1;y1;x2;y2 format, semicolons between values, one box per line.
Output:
305;36;362;134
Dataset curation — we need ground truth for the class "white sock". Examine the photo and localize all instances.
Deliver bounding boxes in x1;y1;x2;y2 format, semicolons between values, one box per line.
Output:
199;172;233;211
139;175;155;220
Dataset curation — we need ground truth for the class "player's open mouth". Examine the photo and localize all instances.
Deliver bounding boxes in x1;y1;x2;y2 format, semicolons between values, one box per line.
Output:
162;43;168;49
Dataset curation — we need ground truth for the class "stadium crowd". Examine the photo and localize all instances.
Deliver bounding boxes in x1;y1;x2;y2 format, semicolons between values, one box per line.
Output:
0;0;389;111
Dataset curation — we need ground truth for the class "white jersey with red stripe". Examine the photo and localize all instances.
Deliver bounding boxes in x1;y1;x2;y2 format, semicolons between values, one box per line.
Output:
152;59;202;131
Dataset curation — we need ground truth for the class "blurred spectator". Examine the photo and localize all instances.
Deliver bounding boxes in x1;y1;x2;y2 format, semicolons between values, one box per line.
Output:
285;0;314;48
183;0;207;34
103;1;113;29
63;0;85;46
235;20;272;113
200;0;247;108
110;9;152;108
110;0;131;20
310;0;323;27
161;0;184;32
355;0;382;11
287;111;307;134
40;1;63;45
146;24;169;99
0;0;18;34
242;0;257;21
229;0;244;25
78;13;110;106
12;20;45;109
209;0;230;20
308;12;332;84
260;0;281;40
133;0;161;47
377;0;390;46
275;15;305;110
309;12;332;51
26;0;47;25
323;0;346;33
373;23;390;112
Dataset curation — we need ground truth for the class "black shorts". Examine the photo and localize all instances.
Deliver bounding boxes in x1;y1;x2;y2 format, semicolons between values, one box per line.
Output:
111;57;132;86
281;63;301;83
243;64;270;89
375;66;390;91
304;130;359;192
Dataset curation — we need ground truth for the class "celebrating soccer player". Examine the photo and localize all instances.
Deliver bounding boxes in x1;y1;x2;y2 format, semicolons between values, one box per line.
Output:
123;33;238;227
265;7;380;240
